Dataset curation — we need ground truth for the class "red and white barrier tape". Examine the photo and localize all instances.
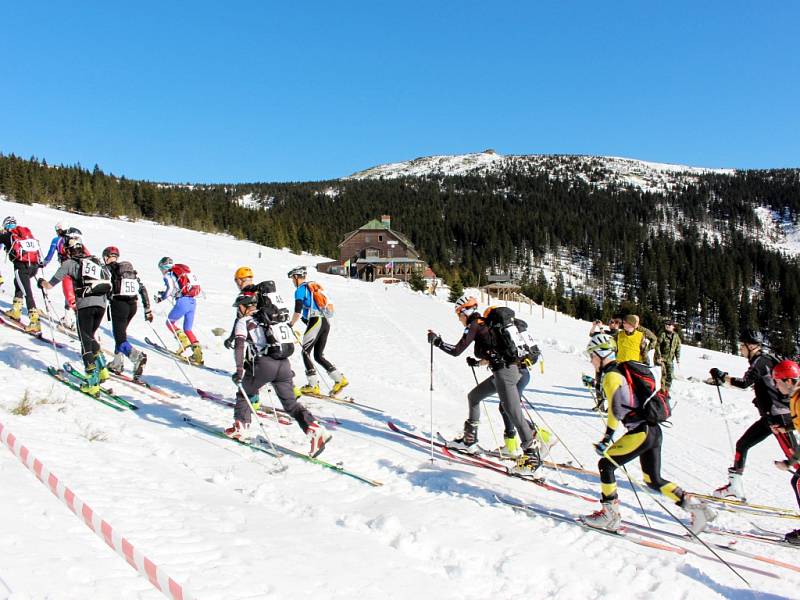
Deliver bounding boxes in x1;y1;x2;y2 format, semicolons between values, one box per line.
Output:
0;421;193;600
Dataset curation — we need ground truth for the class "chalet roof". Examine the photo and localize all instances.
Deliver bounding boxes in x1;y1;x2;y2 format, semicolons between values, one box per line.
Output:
339;219;417;250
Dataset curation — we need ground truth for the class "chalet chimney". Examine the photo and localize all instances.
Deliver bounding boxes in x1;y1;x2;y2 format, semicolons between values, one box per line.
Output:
381;215;391;228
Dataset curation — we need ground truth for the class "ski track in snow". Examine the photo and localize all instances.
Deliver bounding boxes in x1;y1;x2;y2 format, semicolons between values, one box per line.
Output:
0;199;796;599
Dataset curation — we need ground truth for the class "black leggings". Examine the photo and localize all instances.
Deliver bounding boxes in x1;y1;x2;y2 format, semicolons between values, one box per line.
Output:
13;262;39;310
301;316;335;373
732;417;773;472
76;306;105;367
598;423;684;504
109;298;137;350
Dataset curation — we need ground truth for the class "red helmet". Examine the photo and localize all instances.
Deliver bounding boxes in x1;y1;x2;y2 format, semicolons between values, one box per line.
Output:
773;360;800;381
102;246;120;259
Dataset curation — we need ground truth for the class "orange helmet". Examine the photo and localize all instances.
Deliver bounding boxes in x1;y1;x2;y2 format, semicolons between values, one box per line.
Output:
234;266;254;280
454;295;478;315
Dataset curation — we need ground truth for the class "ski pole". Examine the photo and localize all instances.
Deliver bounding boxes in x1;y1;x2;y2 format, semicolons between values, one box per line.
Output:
264;384;286;434
714;383;736;456
521;392;585;469
429;339;435;463
470;365;502;457
147;322;196;389
237;383;283;468
603;452;750;588
39;289;63;368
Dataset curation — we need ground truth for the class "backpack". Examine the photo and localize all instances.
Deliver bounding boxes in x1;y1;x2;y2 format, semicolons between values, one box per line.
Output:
264;321;295;359
306;282;334;318
9;226;41;264
616;361;672;425
171;264;201;297
112;261;139;299
249;281;292;326
77;256;112;297
514;318;541;367
482;306;527;365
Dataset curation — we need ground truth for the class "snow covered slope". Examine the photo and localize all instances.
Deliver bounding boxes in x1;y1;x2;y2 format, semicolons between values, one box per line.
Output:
347;151;735;194
0;198;796;599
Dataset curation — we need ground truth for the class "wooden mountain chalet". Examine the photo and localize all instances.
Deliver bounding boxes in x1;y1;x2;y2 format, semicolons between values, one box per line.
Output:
335;215;427;280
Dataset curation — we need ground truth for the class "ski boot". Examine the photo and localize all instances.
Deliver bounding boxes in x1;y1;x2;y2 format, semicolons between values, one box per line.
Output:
4;298;23;321
331;374;349;396
785;529;800;546
130;349;147;379
175;330;192;354
189;343;204;366
306;422;332;457
534;426;557;460
80;361;101;397
108;352;125;375
62;308;76;331
449;420;480;453
681;495;717;534
713;468;746;502
293;386;303;400
224;420;251;442
512;443;542;475
503;434;520;457
24;308;41;334
581;499;621;532
96;354;110;383
300;373;320;396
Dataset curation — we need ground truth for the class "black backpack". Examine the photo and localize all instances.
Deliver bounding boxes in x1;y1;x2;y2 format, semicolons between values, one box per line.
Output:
112;261;139;298
482;306;527;365
77;256;112;297
616;361;672;424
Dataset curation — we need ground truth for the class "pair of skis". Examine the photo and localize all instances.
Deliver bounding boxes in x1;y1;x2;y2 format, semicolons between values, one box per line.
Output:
183;417;381;487
46;363;137;412
0;314;67;349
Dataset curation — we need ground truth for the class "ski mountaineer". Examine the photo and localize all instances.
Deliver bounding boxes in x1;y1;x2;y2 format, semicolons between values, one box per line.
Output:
771;359;800;545
38;238;112;395
709;329;789;501
0;216;42;333
154;257;203;365
656;320;681;392
427;296;543;473
288;266;348;396
102;246;151;379
228;292;331;457
614;314;658;365
41;224;85;329
581;332;716;533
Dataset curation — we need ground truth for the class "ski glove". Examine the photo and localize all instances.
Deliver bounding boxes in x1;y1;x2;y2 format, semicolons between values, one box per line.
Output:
36;278;46;289
231;371;243;385
594;436;613;456
427;331;442;347
224;336;235;350
144;310;154;322
709;368;727;384
466;357;481;367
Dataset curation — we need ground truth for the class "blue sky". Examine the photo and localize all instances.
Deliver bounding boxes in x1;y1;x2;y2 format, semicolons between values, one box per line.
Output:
1;2;798;183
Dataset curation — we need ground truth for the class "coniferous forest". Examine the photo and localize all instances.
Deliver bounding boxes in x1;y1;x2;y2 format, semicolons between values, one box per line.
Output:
2;152;800;355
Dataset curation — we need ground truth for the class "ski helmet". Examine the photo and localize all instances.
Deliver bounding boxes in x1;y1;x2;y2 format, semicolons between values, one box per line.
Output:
773;360;800;381
54;221;68;234
738;329;763;346
158;257;174;272
65;227;82;240
102;246;120;259
287;266;307;279
232;292;258;309
587;332;616;360
3;216;16;230
454;295;478;316
234;266;254;281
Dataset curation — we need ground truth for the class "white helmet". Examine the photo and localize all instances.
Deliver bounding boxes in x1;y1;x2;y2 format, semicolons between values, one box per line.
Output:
587;332;616;360
55;221;68;234
454;295;479;316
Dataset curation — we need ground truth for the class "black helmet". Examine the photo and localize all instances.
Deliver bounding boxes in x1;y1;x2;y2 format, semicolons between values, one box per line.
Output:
66;237;84;257
739;329;763;345
232;292;258;309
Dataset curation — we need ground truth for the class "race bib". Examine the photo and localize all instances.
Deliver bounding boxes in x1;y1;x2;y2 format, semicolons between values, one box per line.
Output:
19;239;40;253
82;260;102;279
120;279;138;296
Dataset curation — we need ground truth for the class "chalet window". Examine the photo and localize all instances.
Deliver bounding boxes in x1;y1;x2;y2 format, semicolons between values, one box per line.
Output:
365;235;371;243
366;248;379;258
379;235;383;242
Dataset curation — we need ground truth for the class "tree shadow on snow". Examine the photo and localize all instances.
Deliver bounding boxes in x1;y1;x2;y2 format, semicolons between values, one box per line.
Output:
679;562;791;599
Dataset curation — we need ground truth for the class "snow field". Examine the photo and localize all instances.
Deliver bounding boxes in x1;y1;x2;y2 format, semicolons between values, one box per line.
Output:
0;198;797;599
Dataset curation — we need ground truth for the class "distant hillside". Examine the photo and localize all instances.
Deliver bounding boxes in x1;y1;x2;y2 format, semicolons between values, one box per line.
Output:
2;151;800;353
